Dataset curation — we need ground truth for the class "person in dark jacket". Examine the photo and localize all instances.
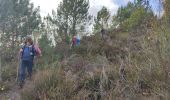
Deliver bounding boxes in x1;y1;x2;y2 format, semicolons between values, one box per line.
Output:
101;28;106;40
18;37;36;88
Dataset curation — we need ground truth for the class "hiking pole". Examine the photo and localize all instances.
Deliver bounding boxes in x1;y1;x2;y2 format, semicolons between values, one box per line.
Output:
16;52;21;82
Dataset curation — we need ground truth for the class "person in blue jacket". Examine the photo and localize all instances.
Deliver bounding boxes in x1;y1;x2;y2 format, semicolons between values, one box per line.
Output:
76;34;80;46
18;37;36;88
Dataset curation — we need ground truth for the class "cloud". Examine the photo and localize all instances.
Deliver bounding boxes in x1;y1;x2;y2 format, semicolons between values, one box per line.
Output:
31;0;123;17
30;0;62;16
89;0;135;17
89;0;119;16
31;0;137;17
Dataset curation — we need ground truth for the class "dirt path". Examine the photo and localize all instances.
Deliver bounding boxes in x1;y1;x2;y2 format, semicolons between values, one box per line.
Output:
0;79;33;100
0;81;21;100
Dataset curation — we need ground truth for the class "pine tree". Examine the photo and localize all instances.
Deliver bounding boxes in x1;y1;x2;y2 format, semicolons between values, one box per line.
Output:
0;0;41;47
93;6;110;32
53;0;90;38
164;0;170;25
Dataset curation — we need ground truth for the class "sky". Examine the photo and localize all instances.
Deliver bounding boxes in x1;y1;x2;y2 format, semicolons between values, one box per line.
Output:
29;0;161;34
30;0;161;17
30;0;138;17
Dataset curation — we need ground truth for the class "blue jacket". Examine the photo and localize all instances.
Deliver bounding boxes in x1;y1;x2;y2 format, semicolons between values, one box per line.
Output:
21;45;36;62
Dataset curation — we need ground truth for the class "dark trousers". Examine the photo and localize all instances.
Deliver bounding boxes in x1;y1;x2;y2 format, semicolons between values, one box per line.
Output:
19;60;33;83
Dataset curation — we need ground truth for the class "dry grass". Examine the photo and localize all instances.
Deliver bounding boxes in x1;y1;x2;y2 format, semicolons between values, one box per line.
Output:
20;28;170;100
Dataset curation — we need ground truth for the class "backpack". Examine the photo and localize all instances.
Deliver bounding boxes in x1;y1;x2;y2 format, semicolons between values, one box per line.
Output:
33;44;41;56
22;44;41;57
21;45;36;61
73;36;77;45
76;36;80;46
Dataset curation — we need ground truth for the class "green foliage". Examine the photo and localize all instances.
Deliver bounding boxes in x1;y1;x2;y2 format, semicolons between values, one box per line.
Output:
38;34;58;68
2;0;170;99
93;6;110;32
97;6;110;25
1;63;17;81
39;34;53;54
16;26;170;99
116;2;135;24
0;0;41;48
163;0;170;26
123;7;146;30
114;1;154;32
52;0;90;38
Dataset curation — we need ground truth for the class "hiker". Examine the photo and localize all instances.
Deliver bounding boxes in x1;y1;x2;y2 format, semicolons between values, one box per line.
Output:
72;35;77;48
34;43;42;57
18;37;36;88
76;34;80;46
101;28;106;40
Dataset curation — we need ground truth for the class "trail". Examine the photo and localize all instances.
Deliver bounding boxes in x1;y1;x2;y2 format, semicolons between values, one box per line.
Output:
0;80;21;100
0;79;33;100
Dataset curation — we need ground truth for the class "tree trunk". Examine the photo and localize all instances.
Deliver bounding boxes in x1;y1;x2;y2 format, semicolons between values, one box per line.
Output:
72;22;76;35
72;15;77;35
64;14;69;44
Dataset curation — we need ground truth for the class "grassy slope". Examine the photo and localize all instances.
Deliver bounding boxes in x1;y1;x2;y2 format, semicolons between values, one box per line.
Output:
20;28;170;100
1;28;170;100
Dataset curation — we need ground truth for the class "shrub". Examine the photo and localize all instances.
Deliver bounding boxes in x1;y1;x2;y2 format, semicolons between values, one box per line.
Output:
21;69;75;100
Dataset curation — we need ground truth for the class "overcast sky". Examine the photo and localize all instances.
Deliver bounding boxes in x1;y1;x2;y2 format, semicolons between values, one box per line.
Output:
30;0;135;17
30;0;161;17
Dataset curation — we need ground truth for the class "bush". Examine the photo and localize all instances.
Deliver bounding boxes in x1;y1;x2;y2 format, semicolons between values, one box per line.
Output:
1;62;18;81
21;69;76;100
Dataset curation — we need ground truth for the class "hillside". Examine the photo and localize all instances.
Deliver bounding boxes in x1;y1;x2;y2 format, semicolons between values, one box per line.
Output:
1;28;170;100
1;0;170;100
